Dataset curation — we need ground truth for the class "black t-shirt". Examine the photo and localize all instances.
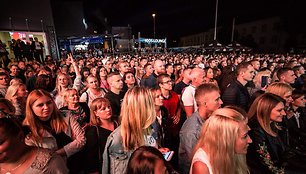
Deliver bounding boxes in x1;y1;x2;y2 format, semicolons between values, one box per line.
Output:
173;81;188;95
105;91;125;121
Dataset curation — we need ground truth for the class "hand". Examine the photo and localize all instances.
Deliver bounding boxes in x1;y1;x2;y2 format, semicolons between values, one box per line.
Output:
261;85;268;91
11;96;18;103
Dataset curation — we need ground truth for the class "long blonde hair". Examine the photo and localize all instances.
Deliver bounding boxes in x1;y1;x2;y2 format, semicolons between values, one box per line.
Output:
23;89;67;143
120;87;156;151
194;107;249;174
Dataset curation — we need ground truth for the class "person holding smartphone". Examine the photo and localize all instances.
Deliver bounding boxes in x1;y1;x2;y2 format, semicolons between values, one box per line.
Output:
247;70;271;97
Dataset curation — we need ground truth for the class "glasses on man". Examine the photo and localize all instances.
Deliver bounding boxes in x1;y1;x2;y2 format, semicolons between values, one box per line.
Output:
162;80;173;84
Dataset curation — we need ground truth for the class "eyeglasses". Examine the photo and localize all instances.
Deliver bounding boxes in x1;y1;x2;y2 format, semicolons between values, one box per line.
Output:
162;80;173;84
0;77;9;80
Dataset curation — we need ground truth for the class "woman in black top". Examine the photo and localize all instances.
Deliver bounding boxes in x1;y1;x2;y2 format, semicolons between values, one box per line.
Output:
84;97;118;174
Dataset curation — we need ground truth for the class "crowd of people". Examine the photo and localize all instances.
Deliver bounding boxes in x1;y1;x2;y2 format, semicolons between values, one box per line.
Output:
0;51;306;174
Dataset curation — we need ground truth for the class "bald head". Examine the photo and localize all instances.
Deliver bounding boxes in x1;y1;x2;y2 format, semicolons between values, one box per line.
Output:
190;68;205;87
154;59;166;75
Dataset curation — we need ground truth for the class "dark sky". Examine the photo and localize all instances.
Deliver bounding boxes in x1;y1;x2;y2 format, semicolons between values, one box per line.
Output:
53;0;303;41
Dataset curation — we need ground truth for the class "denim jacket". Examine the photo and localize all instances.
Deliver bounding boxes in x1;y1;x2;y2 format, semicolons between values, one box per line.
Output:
102;126;131;174
102;126;157;174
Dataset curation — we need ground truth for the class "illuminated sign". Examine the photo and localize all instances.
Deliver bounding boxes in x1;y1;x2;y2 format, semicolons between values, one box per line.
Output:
139;38;166;44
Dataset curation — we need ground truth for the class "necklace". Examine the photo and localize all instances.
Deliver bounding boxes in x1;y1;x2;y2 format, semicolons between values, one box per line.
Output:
0;157;27;174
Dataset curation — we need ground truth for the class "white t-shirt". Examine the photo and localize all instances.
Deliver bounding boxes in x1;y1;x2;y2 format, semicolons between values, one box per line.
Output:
181;85;197;112
190;148;213;174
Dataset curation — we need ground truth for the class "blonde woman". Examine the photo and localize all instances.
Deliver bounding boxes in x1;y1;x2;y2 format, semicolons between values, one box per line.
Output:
60;88;90;127
5;82;28;118
51;54;81;108
191;107;252;174
102;87;158;174
266;82;293;107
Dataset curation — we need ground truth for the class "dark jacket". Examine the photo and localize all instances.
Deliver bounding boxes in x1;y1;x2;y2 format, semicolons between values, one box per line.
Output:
287;107;306;152
247;119;306;174
247;119;286;174
140;72;158;88
221;79;250;111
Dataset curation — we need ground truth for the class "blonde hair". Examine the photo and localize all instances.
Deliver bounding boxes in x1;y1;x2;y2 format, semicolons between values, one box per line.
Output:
194;107;249;174
89;97;111;125
266;82;293;98
248;93;284;137
23;89;67;143
55;73;72;94
120;87;156;151
5;83;25;101
63;88;78;106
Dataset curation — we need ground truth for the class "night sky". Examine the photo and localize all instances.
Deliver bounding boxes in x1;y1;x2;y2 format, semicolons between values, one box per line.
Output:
53;0;304;41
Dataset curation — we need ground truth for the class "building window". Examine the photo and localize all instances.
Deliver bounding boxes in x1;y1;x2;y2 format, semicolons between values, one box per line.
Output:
259;37;266;44
252;26;257;33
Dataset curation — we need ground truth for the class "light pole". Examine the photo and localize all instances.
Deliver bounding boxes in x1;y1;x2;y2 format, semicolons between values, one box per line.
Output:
152;13;156;39
213;0;218;41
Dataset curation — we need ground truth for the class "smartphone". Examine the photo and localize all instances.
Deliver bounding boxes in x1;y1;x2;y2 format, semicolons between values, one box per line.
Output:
163;151;174;161
261;76;269;87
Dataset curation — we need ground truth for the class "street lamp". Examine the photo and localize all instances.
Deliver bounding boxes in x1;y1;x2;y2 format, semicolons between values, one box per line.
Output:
152;13;156;38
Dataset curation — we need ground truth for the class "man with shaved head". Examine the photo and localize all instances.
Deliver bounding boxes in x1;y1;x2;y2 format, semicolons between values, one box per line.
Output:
140;59;165;88
181;67;205;117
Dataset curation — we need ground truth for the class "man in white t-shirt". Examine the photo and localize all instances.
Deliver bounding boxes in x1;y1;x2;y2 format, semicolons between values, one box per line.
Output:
181;67;205;117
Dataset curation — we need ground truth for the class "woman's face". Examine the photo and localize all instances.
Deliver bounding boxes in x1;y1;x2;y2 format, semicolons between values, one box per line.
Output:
94;103;112;121
83;71;90;79
31;95;54;121
58;75;69;87
67;90;79;104
87;77;98;89
292;95;305;108
270;102;286;122
91;67;97;76
124;73;136;85
99;68;108;77
206;68;214;79
17;85;28;98
154;90;164;107
235;121;252;154
282;91;293;107
262;61;268;68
